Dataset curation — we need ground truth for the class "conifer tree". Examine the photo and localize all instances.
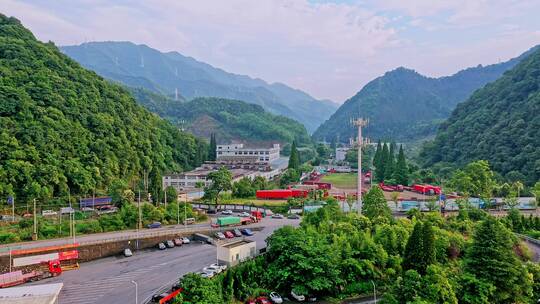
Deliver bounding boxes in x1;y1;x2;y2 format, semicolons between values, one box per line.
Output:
393;145;408;185
288;140;300;170
373;140;382;169
421;223;436;271
208;133;217;161
384;142;395;182
376;143;389;182
403;222;424;272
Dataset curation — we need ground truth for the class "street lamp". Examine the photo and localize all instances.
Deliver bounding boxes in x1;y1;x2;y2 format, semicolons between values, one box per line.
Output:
131;280;138;304
371;280;377;303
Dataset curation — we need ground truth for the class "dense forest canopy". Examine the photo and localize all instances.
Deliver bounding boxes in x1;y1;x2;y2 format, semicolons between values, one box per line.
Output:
131;88;311;145
0;15;205;201
61;41;338;132
314;46;537;143
421;47;540;185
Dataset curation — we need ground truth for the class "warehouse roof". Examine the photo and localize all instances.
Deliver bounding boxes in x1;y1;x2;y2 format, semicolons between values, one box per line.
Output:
0;283;63;304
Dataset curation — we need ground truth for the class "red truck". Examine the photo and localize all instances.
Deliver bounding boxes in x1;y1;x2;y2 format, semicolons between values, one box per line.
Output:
379;183;404;192
413;184;442;195
256;189;308;199
0;260;62;288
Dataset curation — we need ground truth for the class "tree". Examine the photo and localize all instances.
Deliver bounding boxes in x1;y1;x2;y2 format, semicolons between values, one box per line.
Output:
393;145;408;185
362;187;392;221
176;273;222;303
464;217;533;303
373;140;382;171
165;186;177;204
280;169;300;187
512;181;524;198
208;133;217;161
288;140;300;170
533;181;540;206
384;142;395;182
403;222;424;273
203;167;232;205
449;160;495;199
376;143;389;182
421;223;436;270
251;176;268;191
390;192;400;211
232;177;255;198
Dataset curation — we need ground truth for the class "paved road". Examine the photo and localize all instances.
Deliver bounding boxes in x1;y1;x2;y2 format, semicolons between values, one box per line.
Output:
28;217;299;304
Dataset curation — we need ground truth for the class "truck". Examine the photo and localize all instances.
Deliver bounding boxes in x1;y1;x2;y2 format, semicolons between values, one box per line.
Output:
217;216;241;227
0;260;62;288
251;211;263;222
413;184;442;195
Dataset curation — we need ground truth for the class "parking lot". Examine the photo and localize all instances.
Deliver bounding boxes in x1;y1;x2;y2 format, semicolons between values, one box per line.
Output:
29;216;300;304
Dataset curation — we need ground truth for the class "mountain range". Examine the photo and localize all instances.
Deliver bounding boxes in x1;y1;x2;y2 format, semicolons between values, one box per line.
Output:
60;41;338;132
420;47;540;185
313;46;538;143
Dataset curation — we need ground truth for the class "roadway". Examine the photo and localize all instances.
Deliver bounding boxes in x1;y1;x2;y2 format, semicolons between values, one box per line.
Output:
28;217;300;304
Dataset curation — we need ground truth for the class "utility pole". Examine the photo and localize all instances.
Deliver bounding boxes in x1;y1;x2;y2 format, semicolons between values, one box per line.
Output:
351;118;369;215
184;194;187;229
137;190;141;250
33;198;37;240
164;190;167;208
131;280;138;304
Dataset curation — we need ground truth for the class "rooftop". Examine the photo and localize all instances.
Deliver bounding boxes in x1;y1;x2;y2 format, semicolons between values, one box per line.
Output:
0;283;63;304
220;239;254;249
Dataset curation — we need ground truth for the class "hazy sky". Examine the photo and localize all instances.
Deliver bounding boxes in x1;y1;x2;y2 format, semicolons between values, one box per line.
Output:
3;0;540;102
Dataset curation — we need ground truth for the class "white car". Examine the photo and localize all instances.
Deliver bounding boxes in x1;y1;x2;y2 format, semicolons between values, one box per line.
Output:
42;210;57;216
291;290;305;302
269;292;283;304
203;266;221;274
210;263;227;272
238;212;250;217
182;237;190;244
221;210;233;215
123;248;133;257
271;213;284;219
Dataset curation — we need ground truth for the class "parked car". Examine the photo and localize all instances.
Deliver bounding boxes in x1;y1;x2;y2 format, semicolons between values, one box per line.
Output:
182;237;190;244
152;293;168;303
166;240;175;248
22;213;33;218
123;248;133;257
224;231;235;238
222;209;233;215
42;210;57;216
157;242;166;250
173;238;183;246
307;295;317;302
269;292;283;304
209;263;227;272
183;217;196;225
287;214;300;219
241;228;254;236
171;282;181;292
256;296;271;304
147;222;162;229
206;209;217;214
233;228;243;237
203;265;222;274
239;212;250;217
198;271;213;278
81;207;95;212
60;207;74;214
215;232;226;239
271;213;284;219
291;290;305;302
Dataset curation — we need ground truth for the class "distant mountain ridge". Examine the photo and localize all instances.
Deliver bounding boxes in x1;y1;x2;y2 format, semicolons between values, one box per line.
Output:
420;47;540;184
313;45;539;143
130;88;312;146
60;41;338;132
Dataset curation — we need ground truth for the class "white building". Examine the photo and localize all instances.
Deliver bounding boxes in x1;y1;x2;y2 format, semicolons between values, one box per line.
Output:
217;239;257;266
335;147;350;161
216;143;280;163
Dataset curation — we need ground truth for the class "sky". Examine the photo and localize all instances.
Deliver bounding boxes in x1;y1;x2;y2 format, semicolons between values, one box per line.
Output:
2;0;540;102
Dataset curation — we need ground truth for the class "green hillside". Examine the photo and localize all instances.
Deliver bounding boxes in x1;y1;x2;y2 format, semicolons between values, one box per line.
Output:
313;47;537;143
61;41;338;132
130;87;311;145
0;15;205;200
420;48;540;184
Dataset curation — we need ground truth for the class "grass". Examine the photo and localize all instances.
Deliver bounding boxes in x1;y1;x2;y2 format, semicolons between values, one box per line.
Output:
320;173;358;189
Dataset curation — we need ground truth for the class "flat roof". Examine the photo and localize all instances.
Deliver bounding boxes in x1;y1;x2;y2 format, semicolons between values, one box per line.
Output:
220;239;254;249
0;283;63;304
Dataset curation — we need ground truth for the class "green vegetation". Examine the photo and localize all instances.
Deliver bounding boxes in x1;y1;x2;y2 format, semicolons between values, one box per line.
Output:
172;197;540;303
374;142;410;185
0;201;200;244
314;46;537;143
0;15;205;204
320;173;357;189
203;167;233;205
287;140;300;170
131;89;312;145
421;47;540;185
62;41;338;133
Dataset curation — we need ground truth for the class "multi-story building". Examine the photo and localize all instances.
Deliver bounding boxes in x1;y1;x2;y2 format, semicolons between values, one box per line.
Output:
335;147;350;161
216;143;280;163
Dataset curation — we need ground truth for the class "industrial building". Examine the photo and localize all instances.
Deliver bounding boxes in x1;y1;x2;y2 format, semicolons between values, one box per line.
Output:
216;143;280;163
217;239;257;266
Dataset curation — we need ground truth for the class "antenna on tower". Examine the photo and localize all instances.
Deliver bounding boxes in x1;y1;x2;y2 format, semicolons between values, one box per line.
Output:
350;117;369;215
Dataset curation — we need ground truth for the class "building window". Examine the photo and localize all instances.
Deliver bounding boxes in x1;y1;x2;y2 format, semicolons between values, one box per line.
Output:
236;253;239;261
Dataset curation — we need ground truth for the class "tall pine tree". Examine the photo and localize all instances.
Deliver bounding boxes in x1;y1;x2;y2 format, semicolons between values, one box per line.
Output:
403;222;424;272
384;142;395;182
208;133;217;161
393;144;408;185
421;223;436;271
376;143;389;182
288;140;300;170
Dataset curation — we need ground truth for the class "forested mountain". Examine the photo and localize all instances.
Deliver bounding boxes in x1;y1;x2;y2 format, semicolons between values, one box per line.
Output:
313;46;538;143
130;88;311;145
0;15;206;200
420;47;540;185
60;41;338;132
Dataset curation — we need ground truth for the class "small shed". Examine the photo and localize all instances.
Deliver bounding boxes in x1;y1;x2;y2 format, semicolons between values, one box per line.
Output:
0;282;63;304
217;240;257;266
